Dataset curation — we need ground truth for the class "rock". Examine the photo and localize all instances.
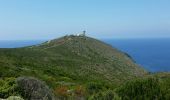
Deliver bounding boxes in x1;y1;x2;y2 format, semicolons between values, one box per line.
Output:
7;96;24;100
0;96;24;100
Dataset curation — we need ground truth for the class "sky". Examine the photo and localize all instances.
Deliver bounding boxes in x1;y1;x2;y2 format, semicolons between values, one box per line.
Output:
0;0;170;40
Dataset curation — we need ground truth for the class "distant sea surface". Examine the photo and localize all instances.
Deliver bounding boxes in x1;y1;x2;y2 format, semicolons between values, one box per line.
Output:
103;38;170;72
0;40;45;48
0;39;170;72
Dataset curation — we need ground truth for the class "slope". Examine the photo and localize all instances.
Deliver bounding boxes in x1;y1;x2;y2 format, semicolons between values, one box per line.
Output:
0;35;148;99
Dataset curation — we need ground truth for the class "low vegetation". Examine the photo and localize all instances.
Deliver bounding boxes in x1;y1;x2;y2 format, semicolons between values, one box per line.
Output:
0;35;169;99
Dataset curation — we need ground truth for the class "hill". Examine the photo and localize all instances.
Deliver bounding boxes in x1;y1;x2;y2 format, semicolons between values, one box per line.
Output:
2;35;168;99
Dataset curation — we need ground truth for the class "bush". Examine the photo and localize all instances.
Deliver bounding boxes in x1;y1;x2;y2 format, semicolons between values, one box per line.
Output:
116;78;165;100
16;77;55;100
86;82;103;94
75;85;86;97
0;77;19;98
89;90;120;100
54;85;68;98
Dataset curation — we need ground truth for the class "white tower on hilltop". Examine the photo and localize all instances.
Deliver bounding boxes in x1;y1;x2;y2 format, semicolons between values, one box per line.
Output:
82;30;86;36
75;31;86;36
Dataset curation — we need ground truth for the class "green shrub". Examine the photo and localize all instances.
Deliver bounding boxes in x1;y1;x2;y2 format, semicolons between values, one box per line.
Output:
89;90;120;100
0;77;19;98
116;78;165;100
86;82;103;94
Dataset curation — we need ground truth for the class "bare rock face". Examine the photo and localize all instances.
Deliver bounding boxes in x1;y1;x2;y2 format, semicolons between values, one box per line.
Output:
16;77;55;100
6;96;24;100
0;96;23;100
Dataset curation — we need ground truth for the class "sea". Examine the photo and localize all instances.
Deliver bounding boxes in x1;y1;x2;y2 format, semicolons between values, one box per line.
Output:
103;38;170;72
0;38;170;72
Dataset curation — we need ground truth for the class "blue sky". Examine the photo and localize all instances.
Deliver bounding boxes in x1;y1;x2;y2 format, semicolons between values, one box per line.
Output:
0;0;170;40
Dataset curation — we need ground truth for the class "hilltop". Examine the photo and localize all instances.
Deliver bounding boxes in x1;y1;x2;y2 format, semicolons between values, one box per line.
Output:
1;34;169;99
29;35;146;83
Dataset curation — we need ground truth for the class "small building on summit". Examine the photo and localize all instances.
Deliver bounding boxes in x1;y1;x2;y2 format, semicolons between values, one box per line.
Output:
75;31;86;36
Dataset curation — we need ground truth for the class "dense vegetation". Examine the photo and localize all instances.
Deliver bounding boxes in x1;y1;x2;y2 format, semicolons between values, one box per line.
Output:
1;74;170;100
0;35;169;99
116;74;170;100
0;77;19;98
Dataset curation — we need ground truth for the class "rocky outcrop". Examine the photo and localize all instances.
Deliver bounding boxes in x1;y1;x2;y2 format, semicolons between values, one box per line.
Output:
0;96;24;100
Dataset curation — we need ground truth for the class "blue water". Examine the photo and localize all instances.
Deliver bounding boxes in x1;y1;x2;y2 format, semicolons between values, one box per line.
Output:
0;40;44;48
0;39;170;72
103;38;170;72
